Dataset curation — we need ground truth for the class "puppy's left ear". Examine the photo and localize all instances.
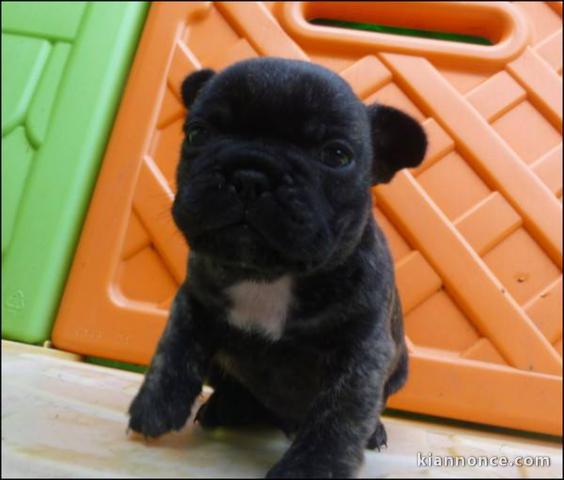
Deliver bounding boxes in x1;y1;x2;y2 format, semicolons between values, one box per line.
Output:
181;69;215;108
368;104;427;185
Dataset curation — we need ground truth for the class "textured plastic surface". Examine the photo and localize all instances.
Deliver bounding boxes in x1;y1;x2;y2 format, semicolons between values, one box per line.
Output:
53;2;562;434
1;2;148;343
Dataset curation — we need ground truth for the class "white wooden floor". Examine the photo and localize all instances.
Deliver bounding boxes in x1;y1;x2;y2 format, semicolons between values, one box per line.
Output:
2;340;562;478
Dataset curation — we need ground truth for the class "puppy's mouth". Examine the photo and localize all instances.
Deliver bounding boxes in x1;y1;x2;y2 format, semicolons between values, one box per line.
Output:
212;212;282;249
215;218;261;237
191;206;266;235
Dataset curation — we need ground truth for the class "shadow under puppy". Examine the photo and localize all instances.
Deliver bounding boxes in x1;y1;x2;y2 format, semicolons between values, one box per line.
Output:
128;57;426;478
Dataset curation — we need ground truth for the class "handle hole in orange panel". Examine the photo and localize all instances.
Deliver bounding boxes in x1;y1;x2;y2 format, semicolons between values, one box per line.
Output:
304;2;511;46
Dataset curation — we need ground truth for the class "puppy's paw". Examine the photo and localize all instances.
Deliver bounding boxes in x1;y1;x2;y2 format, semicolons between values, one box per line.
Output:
366;420;387;451
194;392;253;429
195;385;271;429
128;385;191;438
266;457;354;479
194;398;219;429
266;461;315;479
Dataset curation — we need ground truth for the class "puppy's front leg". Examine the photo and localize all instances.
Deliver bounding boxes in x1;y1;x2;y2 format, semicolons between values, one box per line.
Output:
267;347;389;479
128;286;211;438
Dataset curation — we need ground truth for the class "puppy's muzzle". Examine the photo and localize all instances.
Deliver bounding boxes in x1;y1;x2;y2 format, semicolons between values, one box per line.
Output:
231;169;271;202
219;151;282;204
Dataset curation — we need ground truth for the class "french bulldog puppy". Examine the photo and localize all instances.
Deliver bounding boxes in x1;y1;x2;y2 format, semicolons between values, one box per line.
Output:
128;57;426;478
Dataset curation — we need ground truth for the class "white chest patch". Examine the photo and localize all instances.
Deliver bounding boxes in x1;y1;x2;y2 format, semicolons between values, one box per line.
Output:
226;275;292;341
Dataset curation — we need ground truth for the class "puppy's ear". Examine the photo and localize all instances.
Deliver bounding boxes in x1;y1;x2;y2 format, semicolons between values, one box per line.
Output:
368;104;427;185
181;69;215;108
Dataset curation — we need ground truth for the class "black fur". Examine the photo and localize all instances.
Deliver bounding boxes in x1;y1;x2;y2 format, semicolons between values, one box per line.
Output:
128;57;426;478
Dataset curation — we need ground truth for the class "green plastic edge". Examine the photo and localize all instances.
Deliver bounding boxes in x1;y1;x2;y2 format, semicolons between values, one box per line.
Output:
86;356;147;374
2;2;149;344
310;18;493;46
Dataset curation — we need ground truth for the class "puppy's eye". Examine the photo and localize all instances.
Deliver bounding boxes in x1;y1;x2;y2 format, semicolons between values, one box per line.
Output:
321;143;353;168
186;126;208;147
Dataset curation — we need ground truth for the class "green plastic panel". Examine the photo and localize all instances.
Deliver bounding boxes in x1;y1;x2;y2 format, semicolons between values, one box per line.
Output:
2;2;148;343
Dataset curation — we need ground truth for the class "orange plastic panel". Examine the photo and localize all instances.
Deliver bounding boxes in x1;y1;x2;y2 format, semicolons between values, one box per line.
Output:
53;2;563;435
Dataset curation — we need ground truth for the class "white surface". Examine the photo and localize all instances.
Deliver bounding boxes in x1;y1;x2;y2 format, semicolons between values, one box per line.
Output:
2;341;562;478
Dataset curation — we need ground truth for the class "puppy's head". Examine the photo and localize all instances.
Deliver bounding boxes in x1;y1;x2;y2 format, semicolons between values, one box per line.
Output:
173;58;426;276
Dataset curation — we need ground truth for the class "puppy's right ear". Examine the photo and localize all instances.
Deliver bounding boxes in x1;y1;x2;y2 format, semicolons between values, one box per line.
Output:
181;69;215;108
368;104;427;185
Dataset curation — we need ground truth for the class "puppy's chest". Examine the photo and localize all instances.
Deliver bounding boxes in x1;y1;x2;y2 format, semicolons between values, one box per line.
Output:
225;275;292;340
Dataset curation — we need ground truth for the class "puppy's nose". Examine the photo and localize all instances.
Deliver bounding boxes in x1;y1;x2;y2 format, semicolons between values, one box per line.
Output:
231;169;271;201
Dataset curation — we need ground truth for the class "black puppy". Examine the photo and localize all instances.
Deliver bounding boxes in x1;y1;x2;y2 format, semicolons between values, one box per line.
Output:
128;57;426;478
